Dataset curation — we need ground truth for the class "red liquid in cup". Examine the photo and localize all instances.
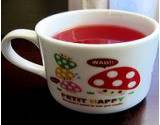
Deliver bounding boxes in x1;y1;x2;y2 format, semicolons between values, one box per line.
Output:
53;25;145;44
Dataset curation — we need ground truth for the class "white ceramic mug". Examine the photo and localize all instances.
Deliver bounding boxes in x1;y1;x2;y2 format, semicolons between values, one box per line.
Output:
2;10;159;114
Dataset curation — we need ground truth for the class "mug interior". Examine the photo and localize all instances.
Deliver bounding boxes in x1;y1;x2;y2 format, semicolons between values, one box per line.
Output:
35;10;158;44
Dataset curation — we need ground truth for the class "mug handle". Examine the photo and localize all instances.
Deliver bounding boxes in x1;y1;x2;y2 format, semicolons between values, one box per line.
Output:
2;29;46;79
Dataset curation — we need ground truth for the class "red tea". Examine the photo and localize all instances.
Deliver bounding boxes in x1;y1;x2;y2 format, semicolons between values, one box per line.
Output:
53;25;145;44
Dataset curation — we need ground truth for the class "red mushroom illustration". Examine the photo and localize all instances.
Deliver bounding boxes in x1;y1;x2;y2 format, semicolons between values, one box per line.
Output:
88;67;140;95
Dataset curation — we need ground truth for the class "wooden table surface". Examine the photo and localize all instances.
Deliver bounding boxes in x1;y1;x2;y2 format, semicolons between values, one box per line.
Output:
2;39;159;125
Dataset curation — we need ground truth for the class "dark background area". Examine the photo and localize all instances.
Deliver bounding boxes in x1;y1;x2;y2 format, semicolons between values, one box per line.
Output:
2;0;159;125
2;0;68;35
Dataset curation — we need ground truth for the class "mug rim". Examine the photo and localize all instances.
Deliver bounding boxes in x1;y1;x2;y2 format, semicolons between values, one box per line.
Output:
35;9;159;48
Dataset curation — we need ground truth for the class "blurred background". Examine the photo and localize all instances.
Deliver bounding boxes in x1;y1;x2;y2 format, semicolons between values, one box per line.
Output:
2;0;68;35
2;0;159;35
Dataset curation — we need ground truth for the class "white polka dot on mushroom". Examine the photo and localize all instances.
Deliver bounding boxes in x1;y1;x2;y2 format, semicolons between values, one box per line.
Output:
62;59;67;63
61;84;67;89
70;83;76;87
56;55;60;59
128;81;136;88
112;80;123;87
63;81;68;85
75;88;80;92
70;62;75;66
58;61;62;65
126;71;135;79
107;70;118;78
93;79;104;86
68;86;73;90
65;65;69;69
